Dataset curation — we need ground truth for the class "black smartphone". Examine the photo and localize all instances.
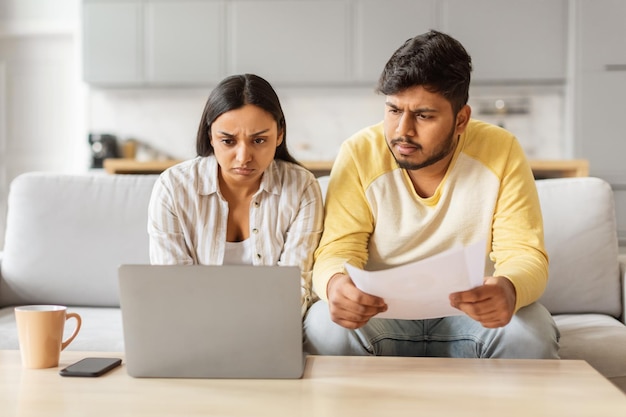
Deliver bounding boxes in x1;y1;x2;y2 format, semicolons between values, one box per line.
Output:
59;357;122;377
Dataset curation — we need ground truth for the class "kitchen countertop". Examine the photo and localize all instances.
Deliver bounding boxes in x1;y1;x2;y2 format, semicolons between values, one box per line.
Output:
103;158;589;179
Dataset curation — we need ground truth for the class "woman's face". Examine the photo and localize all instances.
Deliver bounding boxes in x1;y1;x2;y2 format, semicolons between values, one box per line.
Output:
210;104;283;187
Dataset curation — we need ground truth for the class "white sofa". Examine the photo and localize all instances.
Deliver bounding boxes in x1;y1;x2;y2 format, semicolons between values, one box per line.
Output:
0;172;625;392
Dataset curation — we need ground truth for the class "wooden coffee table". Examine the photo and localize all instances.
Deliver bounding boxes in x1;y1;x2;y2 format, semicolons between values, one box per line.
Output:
1;350;624;416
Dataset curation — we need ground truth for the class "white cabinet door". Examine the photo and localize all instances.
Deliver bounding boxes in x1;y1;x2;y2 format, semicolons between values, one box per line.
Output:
573;0;626;179
577;0;626;72
353;0;437;84
82;1;143;85
572;0;626;244
441;0;568;82
229;0;350;84
575;72;626;178
145;1;224;85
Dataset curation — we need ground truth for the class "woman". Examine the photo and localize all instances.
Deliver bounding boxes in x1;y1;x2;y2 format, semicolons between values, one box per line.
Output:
148;74;324;316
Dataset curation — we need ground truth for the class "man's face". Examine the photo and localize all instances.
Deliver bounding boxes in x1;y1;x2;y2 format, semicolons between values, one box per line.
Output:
383;85;468;171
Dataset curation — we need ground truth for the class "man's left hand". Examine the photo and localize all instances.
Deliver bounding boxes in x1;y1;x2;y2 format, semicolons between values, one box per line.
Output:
449;276;516;328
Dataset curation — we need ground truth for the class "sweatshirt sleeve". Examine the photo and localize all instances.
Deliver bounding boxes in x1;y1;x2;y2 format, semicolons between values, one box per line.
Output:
312;141;375;301
490;139;549;311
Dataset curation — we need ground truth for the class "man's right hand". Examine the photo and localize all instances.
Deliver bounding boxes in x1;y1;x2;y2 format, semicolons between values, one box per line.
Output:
326;273;388;329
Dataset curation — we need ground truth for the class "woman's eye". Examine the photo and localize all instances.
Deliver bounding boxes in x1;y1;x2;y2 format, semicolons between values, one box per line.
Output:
220;139;235;145
253;138;267;144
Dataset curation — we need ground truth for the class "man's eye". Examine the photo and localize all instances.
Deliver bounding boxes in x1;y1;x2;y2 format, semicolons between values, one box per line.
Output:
388;108;400;115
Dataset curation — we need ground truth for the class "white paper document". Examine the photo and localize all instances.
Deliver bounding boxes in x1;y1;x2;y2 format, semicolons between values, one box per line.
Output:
346;240;486;320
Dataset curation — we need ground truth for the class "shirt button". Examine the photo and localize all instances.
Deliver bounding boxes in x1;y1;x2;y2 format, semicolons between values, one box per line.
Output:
256;254;262;260
252;228;259;234
253;201;260;208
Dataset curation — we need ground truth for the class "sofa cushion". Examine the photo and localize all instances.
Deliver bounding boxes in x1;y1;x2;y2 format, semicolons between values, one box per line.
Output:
536;177;621;317
554;313;626;392
0;173;158;308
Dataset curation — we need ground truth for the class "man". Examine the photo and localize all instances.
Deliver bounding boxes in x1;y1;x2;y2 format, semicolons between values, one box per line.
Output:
303;30;559;359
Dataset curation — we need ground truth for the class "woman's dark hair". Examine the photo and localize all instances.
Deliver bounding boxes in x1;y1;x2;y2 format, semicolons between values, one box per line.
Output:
376;30;472;114
196;73;299;165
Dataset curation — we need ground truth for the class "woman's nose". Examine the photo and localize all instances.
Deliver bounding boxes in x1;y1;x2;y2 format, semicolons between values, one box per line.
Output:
235;144;252;163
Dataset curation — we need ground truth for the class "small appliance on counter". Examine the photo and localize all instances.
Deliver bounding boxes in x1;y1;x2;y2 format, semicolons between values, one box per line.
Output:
88;133;119;169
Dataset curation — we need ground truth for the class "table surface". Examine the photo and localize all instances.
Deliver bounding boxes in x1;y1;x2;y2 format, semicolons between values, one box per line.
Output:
2;350;625;417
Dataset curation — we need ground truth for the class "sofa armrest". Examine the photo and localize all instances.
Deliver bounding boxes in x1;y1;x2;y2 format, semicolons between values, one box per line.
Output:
619;259;626;324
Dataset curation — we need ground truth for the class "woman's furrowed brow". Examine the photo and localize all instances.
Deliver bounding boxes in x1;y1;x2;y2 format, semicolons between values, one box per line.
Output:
216;128;271;137
249;129;270;137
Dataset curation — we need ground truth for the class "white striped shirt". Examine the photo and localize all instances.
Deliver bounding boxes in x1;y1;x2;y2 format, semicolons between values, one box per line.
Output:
148;156;324;316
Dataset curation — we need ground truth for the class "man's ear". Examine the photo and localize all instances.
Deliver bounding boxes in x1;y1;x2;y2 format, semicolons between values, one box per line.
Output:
455;105;472;135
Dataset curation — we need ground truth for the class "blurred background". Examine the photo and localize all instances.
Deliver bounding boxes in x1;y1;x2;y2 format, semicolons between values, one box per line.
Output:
0;0;625;246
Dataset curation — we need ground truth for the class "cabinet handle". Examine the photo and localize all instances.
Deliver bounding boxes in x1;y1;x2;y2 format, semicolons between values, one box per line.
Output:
605;64;626;72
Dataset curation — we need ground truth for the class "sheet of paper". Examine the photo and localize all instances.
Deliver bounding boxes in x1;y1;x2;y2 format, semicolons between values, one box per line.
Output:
346;240;486;320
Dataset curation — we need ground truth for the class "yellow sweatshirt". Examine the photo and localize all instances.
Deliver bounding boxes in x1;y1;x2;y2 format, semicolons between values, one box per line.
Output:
312;119;548;313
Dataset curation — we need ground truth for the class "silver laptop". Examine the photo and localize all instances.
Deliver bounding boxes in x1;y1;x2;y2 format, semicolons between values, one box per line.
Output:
118;265;305;379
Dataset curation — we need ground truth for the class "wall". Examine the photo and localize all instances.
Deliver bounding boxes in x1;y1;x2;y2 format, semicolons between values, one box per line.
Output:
0;0;86;249
87;84;566;164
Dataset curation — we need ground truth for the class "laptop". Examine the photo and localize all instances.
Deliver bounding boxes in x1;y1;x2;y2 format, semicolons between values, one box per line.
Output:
118;264;305;379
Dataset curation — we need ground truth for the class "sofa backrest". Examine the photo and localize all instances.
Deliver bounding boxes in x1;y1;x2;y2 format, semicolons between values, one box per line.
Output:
2;173;621;316
0;172;158;308
537;177;622;317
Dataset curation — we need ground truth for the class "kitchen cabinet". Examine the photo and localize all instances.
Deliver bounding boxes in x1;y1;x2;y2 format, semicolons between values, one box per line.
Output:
575;72;626;179
572;0;626;244
83;0;224;86
353;0;437;83
82;1;143;85
229;0;350;84
144;1;223;84
82;0;570;87
576;0;626;72
440;0;568;83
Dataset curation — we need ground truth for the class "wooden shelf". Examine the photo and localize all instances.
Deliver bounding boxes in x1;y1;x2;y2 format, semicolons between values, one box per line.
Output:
529;159;589;179
103;158;182;175
303;159;590;179
104;158;589;179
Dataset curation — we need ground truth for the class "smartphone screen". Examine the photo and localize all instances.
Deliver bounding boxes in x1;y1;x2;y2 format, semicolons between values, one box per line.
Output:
59;357;122;377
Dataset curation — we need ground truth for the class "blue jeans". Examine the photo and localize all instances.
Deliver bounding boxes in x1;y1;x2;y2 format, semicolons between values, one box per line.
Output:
303;300;560;358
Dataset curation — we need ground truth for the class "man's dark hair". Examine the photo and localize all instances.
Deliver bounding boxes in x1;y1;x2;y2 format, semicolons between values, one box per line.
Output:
196;73;299;165
376;30;472;114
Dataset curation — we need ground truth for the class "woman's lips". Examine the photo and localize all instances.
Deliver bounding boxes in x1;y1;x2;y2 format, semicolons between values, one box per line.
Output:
232;167;255;175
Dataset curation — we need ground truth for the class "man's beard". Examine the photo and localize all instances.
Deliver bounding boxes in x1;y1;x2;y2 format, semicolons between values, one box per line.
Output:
387;122;458;171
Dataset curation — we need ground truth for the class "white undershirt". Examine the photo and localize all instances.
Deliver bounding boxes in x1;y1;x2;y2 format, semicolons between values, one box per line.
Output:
223;238;254;265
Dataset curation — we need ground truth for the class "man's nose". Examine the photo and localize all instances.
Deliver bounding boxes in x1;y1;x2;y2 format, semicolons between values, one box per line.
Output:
396;113;416;137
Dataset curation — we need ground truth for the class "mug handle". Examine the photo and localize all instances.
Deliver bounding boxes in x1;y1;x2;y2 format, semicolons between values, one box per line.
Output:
61;312;82;350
